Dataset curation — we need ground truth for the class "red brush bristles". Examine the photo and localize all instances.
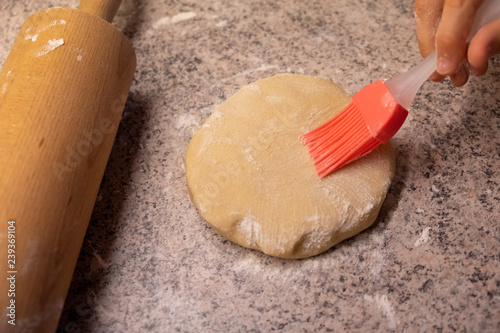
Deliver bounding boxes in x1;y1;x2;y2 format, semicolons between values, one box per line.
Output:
301;80;408;178
301;103;381;178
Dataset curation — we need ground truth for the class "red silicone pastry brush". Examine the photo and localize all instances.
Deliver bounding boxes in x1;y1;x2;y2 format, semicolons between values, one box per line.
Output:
302;0;500;178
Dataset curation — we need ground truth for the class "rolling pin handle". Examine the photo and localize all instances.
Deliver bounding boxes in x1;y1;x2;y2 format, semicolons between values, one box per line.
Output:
78;0;122;23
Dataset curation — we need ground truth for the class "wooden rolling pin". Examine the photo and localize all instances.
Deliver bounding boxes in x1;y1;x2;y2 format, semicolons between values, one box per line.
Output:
0;0;135;331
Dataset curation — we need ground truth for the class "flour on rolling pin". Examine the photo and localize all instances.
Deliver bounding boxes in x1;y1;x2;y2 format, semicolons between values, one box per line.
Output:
24;19;66;42
22;19;67;57
1;70;13;95
35;38;65;57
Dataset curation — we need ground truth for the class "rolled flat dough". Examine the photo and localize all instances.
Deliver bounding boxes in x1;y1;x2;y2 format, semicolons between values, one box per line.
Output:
185;74;395;259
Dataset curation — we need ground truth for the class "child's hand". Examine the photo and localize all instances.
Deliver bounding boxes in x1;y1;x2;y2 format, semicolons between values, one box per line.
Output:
415;0;500;86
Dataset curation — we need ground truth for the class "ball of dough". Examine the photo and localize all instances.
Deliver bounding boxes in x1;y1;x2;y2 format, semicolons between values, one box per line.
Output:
185;74;395;259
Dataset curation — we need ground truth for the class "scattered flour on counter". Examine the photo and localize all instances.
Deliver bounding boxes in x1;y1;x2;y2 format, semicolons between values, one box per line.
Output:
232;254;334;282
364;294;398;329
222;64;278;83
93;250;109;269
36;38;65;57
414;227;431;247
216;20;227;27
175;113;199;131
171;12;197;23
369;248;386;276
153;12;196;29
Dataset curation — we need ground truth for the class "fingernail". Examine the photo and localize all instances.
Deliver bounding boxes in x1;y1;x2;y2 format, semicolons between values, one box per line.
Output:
437;56;453;75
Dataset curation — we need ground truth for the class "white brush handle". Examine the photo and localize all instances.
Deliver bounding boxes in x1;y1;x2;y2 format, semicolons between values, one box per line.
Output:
385;0;500;109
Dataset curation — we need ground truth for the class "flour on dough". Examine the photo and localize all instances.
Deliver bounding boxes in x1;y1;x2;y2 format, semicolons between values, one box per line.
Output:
185;74;395;259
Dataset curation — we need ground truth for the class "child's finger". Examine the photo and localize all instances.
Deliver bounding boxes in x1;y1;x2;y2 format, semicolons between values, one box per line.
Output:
414;0;444;57
435;0;484;76
468;19;500;76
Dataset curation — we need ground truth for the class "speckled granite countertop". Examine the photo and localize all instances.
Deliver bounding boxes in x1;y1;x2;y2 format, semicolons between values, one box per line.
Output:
1;0;500;332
